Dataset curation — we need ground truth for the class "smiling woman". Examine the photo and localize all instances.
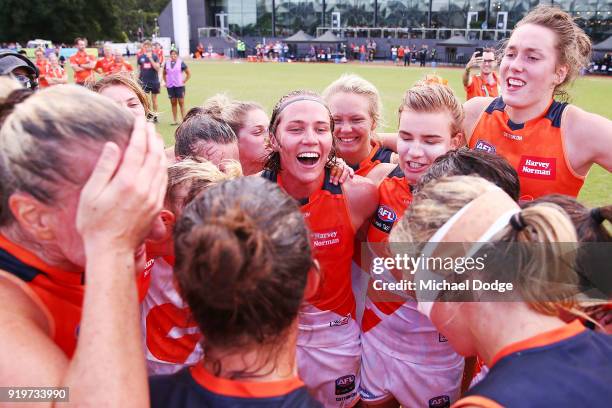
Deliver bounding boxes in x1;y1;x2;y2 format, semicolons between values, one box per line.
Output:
262;89;378;407
323;74;397;186
359;81;465;408
465;5;612;201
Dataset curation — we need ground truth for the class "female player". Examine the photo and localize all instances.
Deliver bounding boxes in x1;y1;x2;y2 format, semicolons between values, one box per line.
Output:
323;74;396;184
143;157;241;375
163;49;191;125
0;85;167;405
390;175;612;407
465;5;612;201
90;72;153;120
262;90;378;407
149;177;322;408
359;81;464;408
202;94;269;175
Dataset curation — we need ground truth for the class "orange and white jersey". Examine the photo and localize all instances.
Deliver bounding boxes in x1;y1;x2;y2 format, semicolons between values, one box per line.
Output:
469;97;584;201
141;256;203;375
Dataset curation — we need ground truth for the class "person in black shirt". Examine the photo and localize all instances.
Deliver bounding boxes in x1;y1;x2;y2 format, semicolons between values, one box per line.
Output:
137;40;160;120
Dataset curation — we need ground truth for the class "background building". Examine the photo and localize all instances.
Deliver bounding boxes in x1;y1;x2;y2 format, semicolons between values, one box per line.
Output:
159;0;611;51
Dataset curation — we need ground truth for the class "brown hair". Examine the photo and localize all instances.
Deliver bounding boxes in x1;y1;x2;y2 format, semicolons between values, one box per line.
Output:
174;177;313;375
391;176;580;316
264;90;336;173
174;109;238;159
0;85;133;226
399;80;465;142
512;5;591;99
88;72;153;118
202;94;264;138
522;195;611;300
523;195;611;242
417;148;520;201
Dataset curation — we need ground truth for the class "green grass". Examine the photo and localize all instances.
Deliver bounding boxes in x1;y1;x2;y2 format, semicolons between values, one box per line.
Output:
78;59;612;205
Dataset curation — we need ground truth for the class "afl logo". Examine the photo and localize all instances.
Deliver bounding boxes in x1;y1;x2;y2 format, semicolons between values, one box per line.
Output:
474;139;496;154
377;205;397;223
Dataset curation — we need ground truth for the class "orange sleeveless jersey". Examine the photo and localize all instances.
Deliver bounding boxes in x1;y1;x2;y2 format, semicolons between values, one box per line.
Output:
0;234;83;357
469;97;583;201
0;235;153;356
465;72;500;100
362;166;413;332
353;140;394;177
95;56;115;75
263;169;357;317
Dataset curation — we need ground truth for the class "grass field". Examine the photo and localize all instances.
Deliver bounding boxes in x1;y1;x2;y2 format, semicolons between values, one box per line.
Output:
90;60;612;205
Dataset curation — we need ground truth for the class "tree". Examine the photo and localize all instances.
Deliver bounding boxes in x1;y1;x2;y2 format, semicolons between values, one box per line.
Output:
0;0;169;43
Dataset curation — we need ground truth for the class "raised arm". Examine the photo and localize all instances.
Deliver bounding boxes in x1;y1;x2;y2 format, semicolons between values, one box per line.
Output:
563;105;612;176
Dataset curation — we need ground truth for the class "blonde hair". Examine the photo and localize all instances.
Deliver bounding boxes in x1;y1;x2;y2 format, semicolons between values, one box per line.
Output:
513;5;591;99
166;157;242;215
0;77;23;100
391;175;580;316
202;94;264;137
88;72;154;119
0;85;133;225
399;80;464;140
322;73;382;128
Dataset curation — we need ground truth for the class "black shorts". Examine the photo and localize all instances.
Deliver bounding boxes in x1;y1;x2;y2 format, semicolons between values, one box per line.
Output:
167;86;185;99
142;82;160;94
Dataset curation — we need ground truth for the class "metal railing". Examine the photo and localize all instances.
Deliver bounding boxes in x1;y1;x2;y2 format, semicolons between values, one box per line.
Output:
315;27;512;41
197;27;239;43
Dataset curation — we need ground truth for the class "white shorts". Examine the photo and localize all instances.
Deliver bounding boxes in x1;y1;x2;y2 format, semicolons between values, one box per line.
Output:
360;333;464;406
359;299;463;407
297;305;361;407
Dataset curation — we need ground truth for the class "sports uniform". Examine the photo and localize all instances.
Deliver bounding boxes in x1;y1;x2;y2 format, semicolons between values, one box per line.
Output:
351;140;394;177
43;65;66;87
262;169;360;407
469;97;583;201
95;56;115;76
141;255;203;375
164;58;188;99
69;50;95;85
453;321;612;408
359;167;463;406
138;53;160;94
349;139;394;325
465;73;500;100
110;60;134;74
35;57;50;87
0;234;83;357
149;364;322;408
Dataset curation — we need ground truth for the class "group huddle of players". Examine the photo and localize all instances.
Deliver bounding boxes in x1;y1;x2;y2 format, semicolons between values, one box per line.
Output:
0;5;610;408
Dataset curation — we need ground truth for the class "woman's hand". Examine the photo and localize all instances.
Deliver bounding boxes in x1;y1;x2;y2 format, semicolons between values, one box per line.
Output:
328;157;355;185
76;116;167;252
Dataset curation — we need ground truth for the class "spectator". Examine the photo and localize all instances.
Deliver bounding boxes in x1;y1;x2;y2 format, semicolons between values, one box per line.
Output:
69;37;96;85
463;47;500;100
419;44;428;67
0;51;39;89
42;53;68;86
163;49;191;125
397;45;405;66
137;40;161;119
34;47;49;87
403;45;411;66
94;44;115;76
111;49;134;74
194;43;204;59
